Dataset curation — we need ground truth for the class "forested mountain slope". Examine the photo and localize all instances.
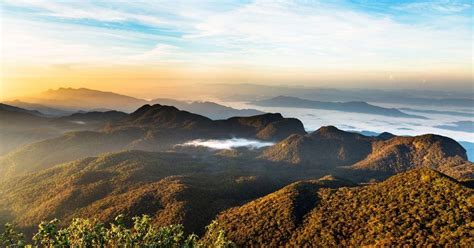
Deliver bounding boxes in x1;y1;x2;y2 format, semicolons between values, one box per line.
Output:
216;168;473;247
0;150;297;236
0;104;305;180
261;126;473;180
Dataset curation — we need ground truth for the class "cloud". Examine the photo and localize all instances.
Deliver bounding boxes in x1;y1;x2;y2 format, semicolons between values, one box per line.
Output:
129;44;182;62
1;18;141;65
177;1;472;70
178;138;275;150
394;0;471;13
1;0;472;81
4;0;168;26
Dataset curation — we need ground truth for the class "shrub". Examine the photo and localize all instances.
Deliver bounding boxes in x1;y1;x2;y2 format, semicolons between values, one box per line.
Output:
1;215;234;248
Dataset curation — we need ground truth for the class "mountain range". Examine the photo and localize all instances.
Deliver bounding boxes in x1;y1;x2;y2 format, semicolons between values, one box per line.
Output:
0;103;127;155
6;87;263;119
0;96;473;245
252;96;426;118
212;83;474;108
0;103;305;179
261;126;472;180
2;102;472;182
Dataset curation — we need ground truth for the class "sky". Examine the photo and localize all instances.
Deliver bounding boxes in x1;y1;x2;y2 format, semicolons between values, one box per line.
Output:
0;0;473;99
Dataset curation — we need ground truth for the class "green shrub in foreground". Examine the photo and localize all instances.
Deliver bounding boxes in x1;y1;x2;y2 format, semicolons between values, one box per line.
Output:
1;215;234;248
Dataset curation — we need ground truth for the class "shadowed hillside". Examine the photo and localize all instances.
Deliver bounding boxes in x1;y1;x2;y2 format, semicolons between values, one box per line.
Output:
0;104;128;156
260;126;374;166
0;105;305;180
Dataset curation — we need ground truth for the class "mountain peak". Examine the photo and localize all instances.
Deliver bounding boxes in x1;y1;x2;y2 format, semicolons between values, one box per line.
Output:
311;125;358;139
351;133;471;178
118;104;211;129
377;132;395;140
315;125;342;134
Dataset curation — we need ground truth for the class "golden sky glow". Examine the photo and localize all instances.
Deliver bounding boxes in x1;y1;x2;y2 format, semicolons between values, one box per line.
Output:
1;0;472;100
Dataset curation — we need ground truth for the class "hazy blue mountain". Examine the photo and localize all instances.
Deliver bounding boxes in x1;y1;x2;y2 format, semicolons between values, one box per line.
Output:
252;96;426;119
152;98;264;119
0;103;128;155
12;88;264;119
19;87;148;112
3;100;75;117
351;130;379;136
436;121;474;133
0;103;45;117
212;84;474;107
400;107;474;118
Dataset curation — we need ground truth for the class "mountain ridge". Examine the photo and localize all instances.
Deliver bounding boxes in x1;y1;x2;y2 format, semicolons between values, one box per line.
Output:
0;104;305;179
252;95;426;118
261;126;473;180
11;87;264;119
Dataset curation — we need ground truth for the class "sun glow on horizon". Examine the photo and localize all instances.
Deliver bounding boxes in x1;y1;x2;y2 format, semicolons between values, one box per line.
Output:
1;0;472;99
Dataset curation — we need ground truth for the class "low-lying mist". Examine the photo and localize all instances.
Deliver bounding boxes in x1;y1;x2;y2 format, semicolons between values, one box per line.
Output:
178;138;275;150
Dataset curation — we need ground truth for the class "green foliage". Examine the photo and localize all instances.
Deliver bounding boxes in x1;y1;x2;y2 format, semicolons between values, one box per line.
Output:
0;223;25;247
33;219;69;247
200;221;235;248
4;215;233;248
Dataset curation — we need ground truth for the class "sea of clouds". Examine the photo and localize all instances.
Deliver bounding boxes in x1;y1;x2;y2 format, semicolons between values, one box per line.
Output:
221;101;474;161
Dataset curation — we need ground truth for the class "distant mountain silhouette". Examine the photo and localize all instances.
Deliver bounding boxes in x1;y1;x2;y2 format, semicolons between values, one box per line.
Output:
435;121;474;133
252;96;426;118
3;100;75;116
152;98;264;119
14;87;263;118
0;102;128;147
400;107;474;118
212;84;474;107
20;87;148;112
0;103;45;120
0;104;53;155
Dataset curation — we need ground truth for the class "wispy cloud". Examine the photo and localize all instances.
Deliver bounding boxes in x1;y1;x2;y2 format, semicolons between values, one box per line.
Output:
1;0;472;89
179;1;471;69
394;0;471;13
4;0;168;26
129;44;181;62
